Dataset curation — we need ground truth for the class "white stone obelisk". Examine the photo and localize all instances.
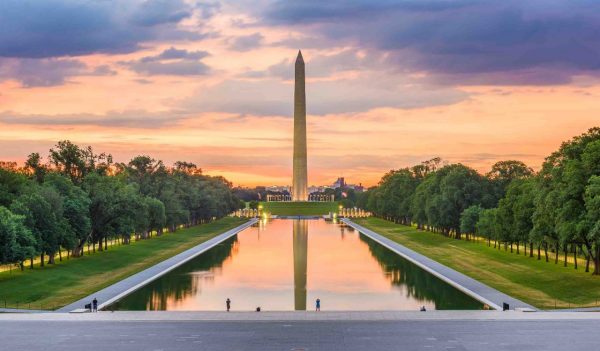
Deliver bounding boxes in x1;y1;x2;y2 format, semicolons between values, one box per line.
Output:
292;50;308;201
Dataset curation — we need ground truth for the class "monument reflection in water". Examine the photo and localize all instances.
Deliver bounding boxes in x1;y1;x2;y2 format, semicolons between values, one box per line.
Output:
110;219;483;311
293;219;308;310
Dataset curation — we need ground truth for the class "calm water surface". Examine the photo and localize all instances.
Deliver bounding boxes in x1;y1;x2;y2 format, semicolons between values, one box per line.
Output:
111;219;484;311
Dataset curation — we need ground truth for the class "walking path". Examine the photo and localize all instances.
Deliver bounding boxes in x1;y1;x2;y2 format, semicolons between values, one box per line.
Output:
57;218;258;312
341;219;535;311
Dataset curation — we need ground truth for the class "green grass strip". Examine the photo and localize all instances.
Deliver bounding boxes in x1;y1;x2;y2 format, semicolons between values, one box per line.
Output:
260;201;339;216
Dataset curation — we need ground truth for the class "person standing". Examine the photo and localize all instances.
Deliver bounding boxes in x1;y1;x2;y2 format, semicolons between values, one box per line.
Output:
92;298;98;312
315;298;321;312
226;298;231;312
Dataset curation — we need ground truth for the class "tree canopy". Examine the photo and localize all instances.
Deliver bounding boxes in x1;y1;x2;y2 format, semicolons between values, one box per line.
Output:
0;140;239;269
362;128;600;275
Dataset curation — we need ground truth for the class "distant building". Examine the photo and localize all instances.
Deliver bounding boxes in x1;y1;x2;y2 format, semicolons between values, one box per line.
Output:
266;185;291;193
308;185;328;194
265;178;363;198
329;177;363;192
332;177;346;189
351;183;364;192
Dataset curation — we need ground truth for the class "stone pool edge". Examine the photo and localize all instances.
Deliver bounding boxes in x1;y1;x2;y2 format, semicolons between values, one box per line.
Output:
57;218;259;313
341;218;535;311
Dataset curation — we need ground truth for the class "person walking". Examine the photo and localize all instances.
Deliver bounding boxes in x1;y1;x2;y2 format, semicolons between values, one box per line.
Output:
315;298;321;312
226;298;231;312
92;298;98;312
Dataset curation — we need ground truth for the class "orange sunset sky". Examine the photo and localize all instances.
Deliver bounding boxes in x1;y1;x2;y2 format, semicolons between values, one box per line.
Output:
1;1;599;187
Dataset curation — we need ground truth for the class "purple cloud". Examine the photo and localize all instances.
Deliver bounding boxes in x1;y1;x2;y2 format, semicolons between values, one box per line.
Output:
263;0;600;85
229;33;265;52
0;109;191;128
121;47;211;76
0;0;205;59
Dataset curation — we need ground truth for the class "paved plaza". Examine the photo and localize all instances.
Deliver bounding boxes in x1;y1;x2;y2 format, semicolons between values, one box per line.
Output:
2;312;600;351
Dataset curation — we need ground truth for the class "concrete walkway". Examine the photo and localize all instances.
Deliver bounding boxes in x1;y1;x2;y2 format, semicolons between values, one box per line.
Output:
4;317;600;351
3;310;600;321
550;307;600;312
342;219;535;311
0;308;49;313
58;219;258;312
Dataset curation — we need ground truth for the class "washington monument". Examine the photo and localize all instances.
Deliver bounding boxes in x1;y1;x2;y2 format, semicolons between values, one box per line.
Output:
292;50;308;201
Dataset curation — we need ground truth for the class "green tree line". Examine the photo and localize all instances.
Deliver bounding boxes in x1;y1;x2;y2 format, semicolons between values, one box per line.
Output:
0;140;240;270
358;128;600;275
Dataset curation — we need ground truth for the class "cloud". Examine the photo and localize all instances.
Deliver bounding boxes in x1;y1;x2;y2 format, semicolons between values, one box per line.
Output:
196;2;222;19
131;0;192;26
0;110;191;128
142;47;210;61
92;65;118;76
126;60;211;76
263;0;600;85
184;75;467;116
121;47;211;76
0;58;85;87
133;78;154;85
232;49;467;114
228;33;265;51
0;58;115;87
242;49;386;80
0;0;205;58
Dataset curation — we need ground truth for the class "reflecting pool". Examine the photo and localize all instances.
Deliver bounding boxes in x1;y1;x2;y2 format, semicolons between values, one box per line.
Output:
110;219;484;311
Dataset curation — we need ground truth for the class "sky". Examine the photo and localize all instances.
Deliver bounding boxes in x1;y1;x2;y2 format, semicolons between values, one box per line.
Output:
1;0;599;187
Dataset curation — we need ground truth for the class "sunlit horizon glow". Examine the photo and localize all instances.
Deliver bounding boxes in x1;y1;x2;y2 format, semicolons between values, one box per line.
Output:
1;1;599;187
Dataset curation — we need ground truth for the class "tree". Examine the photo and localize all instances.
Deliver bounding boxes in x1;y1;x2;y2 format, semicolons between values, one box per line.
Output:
0;169;27;208
11;189;63;266
122;155;162;196
584;176;600;274
495;179;535;253
487;160;534;201
132;195;150;240
0;140;238;269
535;128;600;272
416;164;490;238
146;197;166;236
83;173;139;252
476;208;498;247
43;174;91;258
460;205;482;240
49;141;112;184
411;172;436;230
411;157;443;179
376;168;418;224
24;152;47;183
174;161;202;175
0;206;36;270
48;140;87;184
512;178;536;257
531;182;559;263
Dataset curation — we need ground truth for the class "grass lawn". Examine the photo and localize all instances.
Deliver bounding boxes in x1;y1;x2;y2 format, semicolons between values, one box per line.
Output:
0;217;247;310
261;201;339;216
353;217;600;310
